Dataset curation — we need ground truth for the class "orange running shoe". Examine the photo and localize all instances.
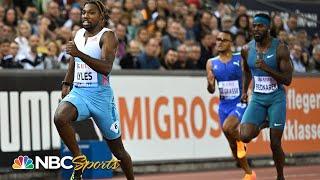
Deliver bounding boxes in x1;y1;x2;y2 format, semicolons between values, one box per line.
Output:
243;171;256;180
237;140;246;159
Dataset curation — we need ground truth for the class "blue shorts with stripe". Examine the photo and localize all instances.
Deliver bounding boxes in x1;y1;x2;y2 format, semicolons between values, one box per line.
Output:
61;86;121;140
219;102;247;126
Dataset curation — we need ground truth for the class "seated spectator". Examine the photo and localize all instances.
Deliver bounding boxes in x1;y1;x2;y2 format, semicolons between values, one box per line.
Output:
209;15;218;31
44;41;60;69
63;7;81;30
309;44;320;73
284;13;298;35
308;33;320;55
270;13;284;38
127;12;143;40
115;23;128;60
184;14;196;41
221;15;234;31
230;14;251;41
56;26;72;45
2;24;16;41
153;30;163;44
120;40;141;69
15;20;32;59
161;20;182;54
290;43;307;73
172;1;188;20
152;16;167;35
136;38;161;69
277;30;288;43
234;32;246;52
23;5;39;34
163;49;179;69
57;44;71;70
194;11;212;41
120;12;131;27
37;16;56;47
174;44;189;69
0;38;22;69
18;35;46;70
135;26;150;51
109;7;122;29
198;31;214;69
140;0;158;25
236;4;247;16
297;30;309;52
123;0;135;18
186;44;201;69
44;1;64;31
10;41;20;62
3;7;18;28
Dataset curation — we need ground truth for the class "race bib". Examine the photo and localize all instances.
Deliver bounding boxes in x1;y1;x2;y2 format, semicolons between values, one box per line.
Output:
73;61;98;87
254;76;278;93
218;80;240;100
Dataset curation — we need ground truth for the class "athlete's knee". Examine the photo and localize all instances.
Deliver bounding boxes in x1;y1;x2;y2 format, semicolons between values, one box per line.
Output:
54;104;75;128
240;135;252;143
239;132;253;143
222;123;232;136
240;130;252;143
240;123;260;143
222;120;237;137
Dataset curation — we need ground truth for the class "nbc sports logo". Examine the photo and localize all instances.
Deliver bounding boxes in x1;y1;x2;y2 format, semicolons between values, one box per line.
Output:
11;155;119;170
12;155;34;169
12;155;73;170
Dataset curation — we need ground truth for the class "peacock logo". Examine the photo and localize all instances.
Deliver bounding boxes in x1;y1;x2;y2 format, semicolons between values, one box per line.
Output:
12;155;34;169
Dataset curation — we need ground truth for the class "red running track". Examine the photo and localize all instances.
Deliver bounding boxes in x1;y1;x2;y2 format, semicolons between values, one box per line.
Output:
111;165;320;180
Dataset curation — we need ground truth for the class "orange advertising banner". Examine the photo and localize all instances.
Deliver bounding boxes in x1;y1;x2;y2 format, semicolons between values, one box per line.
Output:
248;77;320;155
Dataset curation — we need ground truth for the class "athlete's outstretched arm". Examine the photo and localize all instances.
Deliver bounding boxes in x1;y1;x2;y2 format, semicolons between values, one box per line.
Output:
241;47;251;102
206;60;215;94
255;43;293;86
66;31;118;75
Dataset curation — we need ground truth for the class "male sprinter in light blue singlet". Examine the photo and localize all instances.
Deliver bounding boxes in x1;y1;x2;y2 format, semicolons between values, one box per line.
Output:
240;13;293;180
54;1;134;180
206;31;256;180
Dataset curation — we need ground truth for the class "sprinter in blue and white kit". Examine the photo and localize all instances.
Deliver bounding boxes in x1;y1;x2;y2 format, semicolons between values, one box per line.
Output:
206;31;256;180
53;1;134;180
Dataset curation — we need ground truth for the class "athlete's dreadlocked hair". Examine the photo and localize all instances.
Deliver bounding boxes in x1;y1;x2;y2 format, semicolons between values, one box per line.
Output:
84;0;110;27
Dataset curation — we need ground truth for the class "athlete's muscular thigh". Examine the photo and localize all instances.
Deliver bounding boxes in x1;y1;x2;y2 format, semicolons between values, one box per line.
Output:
223;116;239;135
240;100;266;142
54;102;78;124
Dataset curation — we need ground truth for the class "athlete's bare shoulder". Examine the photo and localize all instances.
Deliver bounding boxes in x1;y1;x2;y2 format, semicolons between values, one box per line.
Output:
276;41;290;62
99;29;118;48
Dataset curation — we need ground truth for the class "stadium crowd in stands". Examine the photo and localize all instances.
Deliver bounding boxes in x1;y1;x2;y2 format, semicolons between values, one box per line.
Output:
0;0;319;73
